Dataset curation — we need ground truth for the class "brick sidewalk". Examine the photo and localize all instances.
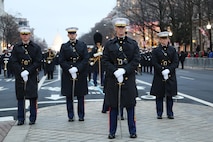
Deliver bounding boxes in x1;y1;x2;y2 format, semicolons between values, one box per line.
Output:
3;101;213;142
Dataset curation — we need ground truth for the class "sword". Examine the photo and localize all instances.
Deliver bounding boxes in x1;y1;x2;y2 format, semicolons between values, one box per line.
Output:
98;57;101;86
24;81;27;121
72;78;76;120
118;82;122;138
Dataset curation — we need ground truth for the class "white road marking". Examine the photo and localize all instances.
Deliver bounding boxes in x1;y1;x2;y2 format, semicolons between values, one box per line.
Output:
45;94;65;100
137;85;145;90
0;86;8;91
38;75;47;90
177;92;213;107
0;107;17;111
136;79;152;86
179;76;195;80
136;79;213;108
41;86;61;91
0;116;14;121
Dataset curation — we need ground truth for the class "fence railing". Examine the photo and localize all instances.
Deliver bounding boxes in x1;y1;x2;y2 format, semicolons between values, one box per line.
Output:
184;57;213;69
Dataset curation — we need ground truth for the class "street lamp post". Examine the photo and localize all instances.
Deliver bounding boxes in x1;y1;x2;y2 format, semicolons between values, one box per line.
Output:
206;22;212;51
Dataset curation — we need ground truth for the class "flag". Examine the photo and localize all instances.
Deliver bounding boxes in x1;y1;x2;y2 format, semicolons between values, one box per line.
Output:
199;27;208;37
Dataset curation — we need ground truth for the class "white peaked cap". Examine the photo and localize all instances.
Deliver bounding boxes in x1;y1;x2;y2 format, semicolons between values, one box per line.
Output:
18;26;31;34
65;27;78;32
112;17;130;27
157;31;169;38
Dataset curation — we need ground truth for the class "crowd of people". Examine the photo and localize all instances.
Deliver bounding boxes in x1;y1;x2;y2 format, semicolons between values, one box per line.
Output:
185;48;213;58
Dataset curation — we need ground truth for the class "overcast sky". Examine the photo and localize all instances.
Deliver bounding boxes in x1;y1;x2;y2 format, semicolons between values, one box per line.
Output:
4;0;116;46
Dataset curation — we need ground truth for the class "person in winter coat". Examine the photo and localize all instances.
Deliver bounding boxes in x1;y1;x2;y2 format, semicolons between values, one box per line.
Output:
102;17;140;139
59;27;89;122
150;31;179;119
179;51;186;69
11;26;42;125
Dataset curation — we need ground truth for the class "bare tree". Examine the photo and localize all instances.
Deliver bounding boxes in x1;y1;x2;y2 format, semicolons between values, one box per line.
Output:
0;14;20;47
79;19;114;45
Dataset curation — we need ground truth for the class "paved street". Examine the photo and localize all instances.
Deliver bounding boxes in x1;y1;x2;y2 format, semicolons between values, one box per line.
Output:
2;100;213;142
1;66;213;141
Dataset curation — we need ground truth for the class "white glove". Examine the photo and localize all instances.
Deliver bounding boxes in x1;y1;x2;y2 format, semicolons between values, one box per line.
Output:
23;75;28;82
163;74;169;80
21;70;29;78
90;62;94;66
117;75;124;83
93;52;102;57
4;60;8;64
69;67;78;74
161;69;170;76
71;73;77;79
98;52;103;56
162;69;170;80
114;68;126;78
93;53;99;57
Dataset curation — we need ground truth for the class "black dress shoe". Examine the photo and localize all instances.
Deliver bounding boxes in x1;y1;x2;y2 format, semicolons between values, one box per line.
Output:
68;118;74;122
17;121;24;126
130;134;137;138
157;116;162;119
29;121;35;125
79;118;84;121
108;134;115;139
168;115;174;119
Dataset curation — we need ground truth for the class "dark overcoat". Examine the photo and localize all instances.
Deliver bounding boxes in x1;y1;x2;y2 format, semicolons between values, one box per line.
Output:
10;41;42;99
59;40;89;98
44;52;55;72
89;46;104;72
102;37;140;108
150;44;179;97
89;46;99;72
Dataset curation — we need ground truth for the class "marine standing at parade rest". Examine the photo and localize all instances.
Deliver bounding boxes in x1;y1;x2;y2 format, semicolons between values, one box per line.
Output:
10;26;42;125
150;31;179;119
102;17;140;139
44;48;55;79
59;27;89;122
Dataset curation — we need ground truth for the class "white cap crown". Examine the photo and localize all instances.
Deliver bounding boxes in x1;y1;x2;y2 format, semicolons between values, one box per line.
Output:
18;26;31;34
66;27;78;32
112;17;130;27
157;31;169;38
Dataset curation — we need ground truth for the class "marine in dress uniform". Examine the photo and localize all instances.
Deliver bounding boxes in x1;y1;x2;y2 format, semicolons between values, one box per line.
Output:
102;17;140;139
150;31;179;119
10;26;42;125
59;27;89;122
